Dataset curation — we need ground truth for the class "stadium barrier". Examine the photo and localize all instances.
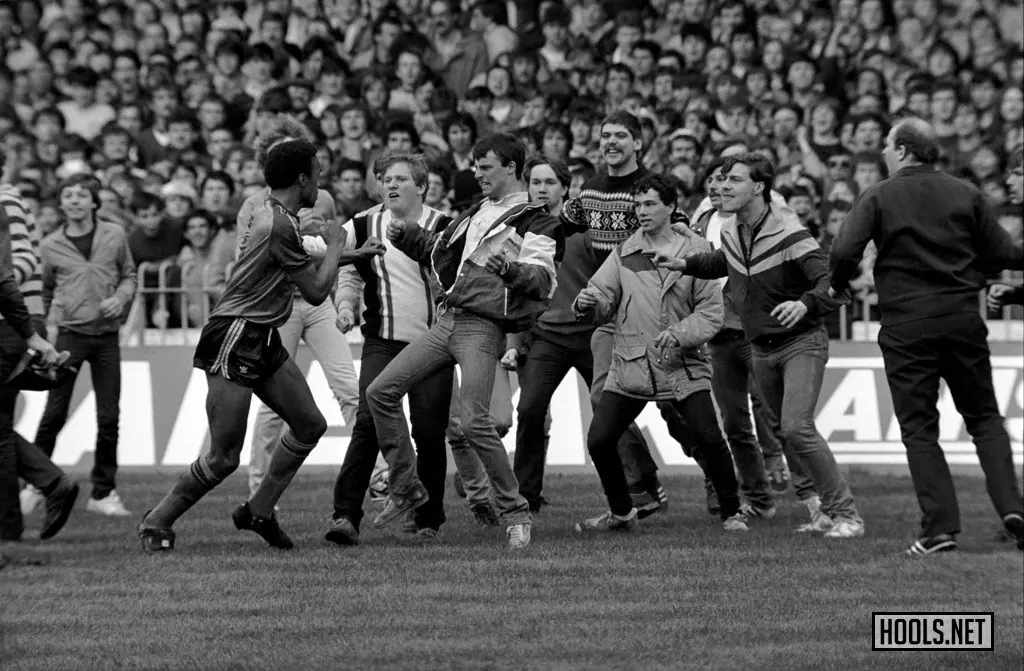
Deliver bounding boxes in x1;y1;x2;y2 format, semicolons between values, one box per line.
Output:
13;342;1022;471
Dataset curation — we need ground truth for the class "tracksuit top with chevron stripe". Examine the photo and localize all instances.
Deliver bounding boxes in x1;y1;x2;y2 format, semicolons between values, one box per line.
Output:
683;204;838;344
337;205;451;344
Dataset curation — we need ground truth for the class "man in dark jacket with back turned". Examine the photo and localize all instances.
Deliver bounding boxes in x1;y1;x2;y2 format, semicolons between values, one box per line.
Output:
830;118;1024;556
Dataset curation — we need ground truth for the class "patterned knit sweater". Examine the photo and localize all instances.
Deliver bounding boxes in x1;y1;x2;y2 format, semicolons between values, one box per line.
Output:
559;166;650;260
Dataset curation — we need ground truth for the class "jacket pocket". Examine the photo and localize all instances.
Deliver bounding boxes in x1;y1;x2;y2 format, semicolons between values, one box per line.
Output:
611;344;655;396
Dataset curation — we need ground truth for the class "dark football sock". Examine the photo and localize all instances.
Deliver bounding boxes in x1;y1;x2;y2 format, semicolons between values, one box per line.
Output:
248;430;317;519
146;456;224;528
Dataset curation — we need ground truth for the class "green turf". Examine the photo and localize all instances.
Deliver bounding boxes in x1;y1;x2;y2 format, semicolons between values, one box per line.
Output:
2;470;1022;671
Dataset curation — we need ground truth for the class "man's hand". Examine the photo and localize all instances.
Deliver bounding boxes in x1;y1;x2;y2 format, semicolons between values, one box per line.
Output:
99;296;123;319
322;217;345;246
386;220;408;242
26;333;59;366
336;307;355;333
988;284;1014;311
353;236;386;259
499;348;518;370
484;251;509;274
647;251;688;272
771;300;808;329
670;223;690;236
575;287;600;312
298;209;327;236
653;329;679;349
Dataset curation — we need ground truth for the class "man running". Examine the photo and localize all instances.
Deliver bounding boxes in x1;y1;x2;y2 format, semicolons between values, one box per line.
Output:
138;139;383;552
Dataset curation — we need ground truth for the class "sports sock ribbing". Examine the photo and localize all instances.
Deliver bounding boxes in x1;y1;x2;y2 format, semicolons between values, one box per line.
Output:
145;455;225;528
248;430;317;519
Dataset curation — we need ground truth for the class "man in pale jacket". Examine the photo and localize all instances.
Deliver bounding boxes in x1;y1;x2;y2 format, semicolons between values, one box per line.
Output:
572;173;747;534
36;174;137;517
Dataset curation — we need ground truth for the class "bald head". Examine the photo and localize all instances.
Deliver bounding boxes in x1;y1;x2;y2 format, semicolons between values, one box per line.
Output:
889;117;940;165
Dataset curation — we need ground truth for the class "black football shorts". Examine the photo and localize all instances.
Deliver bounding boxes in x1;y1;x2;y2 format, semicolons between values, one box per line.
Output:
193;316;289;388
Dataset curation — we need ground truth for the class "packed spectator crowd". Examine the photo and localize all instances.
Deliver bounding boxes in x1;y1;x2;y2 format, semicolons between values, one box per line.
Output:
1;0;1022;334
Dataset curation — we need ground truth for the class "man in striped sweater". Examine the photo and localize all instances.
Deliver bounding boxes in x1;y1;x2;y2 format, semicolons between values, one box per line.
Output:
326;151;456;546
558;110;671;515
0;152;77;542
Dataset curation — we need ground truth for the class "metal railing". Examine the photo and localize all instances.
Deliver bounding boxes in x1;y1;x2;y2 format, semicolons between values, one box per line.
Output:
118;263;1023;346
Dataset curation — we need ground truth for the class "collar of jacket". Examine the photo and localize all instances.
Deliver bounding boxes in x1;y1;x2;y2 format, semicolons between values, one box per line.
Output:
619;225;699;298
724;203;802;247
444;193;540;247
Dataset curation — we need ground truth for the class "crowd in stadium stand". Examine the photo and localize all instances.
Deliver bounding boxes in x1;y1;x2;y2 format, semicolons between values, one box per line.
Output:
0;0;1022;335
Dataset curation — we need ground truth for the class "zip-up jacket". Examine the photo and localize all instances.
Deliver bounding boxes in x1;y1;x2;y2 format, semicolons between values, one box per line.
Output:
830;164;1024;327
392;196;563;333
573;225;722;401
41;221;138;335
683;204;838;344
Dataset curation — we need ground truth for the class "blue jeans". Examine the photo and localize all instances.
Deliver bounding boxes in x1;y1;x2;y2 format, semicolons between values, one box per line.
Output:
751;326;861;523
710;330;816;504
367;308;531;526
35;330;121;500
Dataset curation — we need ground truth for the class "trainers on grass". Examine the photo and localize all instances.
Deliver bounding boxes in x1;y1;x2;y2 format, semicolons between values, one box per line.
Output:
795;496;832;533
40;479;79;540
232;502;294;549
739;501;777;520
574;509;638;533
86;490;130;517
20;485;43;515
723;513;750;532
372;487;429;529
506;522;532;549
824;519;865;539
906;534;957;557
325;516;360;547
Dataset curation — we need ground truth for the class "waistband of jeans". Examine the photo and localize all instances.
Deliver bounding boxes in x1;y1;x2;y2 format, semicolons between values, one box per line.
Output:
751;327;813;349
710;328;745;343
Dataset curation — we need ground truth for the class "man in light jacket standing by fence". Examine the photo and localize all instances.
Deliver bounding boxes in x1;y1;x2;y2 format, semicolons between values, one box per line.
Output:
35;174;137;517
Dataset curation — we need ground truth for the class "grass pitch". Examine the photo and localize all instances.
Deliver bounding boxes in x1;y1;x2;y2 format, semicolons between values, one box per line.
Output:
2;470;1022;671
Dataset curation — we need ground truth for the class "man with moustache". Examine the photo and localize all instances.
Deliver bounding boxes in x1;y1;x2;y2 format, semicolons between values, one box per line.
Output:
830;120;1023;554
559;110;671;517
657;153;865;539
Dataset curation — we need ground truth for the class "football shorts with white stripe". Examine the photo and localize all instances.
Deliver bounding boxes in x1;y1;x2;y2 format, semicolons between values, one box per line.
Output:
193;316;290;387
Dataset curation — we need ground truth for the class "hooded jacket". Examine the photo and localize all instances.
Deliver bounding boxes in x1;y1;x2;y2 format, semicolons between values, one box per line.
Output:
392;196;563;333
573;225;723;401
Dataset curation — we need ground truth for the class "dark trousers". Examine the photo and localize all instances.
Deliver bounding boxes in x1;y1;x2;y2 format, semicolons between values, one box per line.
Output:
514;337;688;509
35;330;121;499
879;312;1023;537
587;390;741;519
333;336;452;530
0;322;64;540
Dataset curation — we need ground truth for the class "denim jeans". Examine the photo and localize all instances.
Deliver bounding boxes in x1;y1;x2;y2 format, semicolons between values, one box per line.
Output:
879;312;1023;537
590;326;660;489
333;336;451;531
751;326;861;523
35;330;121;500
588;390;741;519
248;298;361;494
710;330;816;505
368;308;530;526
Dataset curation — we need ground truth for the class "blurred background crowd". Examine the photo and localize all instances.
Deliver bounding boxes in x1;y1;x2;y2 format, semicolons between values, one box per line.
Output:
1;0;1022;336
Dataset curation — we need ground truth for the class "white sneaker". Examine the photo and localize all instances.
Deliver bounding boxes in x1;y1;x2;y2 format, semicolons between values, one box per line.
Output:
86;490;131;517
20;485;43;515
723;513;750;532
824;519;865;539
506;522;532;549
795;495;833;533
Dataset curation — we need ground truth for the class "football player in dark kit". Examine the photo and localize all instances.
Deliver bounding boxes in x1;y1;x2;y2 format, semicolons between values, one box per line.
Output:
138;139;383;552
